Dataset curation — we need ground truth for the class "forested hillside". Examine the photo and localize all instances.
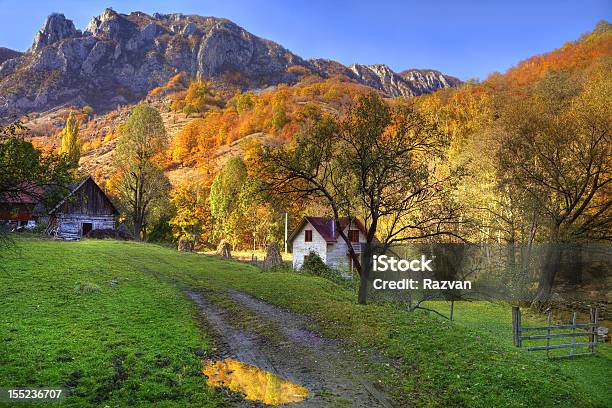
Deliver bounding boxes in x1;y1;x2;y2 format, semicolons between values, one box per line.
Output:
6;20;611;276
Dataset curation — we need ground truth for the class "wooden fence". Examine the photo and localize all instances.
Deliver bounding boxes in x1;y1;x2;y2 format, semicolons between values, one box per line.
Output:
512;306;599;358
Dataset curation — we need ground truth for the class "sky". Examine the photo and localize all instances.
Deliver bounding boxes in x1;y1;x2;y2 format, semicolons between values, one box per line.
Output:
0;0;609;80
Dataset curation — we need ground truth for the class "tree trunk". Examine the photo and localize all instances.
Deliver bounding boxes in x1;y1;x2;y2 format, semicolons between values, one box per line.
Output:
531;228;562;309
356;244;374;305
506;238;516;281
569;244;583;285
521;210;537;275
133;218;142;242
357;276;369;305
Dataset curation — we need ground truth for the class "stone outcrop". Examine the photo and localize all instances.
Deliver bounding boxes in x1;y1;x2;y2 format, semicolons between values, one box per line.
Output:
178;237;193;252
30;13;81;52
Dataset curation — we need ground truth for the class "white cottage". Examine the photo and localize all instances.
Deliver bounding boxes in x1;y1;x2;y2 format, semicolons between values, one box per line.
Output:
288;216;368;272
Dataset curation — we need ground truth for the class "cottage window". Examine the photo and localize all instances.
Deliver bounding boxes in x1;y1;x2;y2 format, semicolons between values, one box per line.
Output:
349;230;360;242
304;230;312;242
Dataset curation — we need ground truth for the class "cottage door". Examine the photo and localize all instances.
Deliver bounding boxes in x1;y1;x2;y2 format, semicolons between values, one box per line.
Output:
82;222;93;236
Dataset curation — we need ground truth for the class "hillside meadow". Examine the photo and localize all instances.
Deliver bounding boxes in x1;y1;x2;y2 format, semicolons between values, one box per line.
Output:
1;237;610;407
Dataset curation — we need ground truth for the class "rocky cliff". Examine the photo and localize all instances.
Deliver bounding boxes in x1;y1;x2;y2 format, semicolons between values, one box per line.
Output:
0;9;460;119
349;64;461;97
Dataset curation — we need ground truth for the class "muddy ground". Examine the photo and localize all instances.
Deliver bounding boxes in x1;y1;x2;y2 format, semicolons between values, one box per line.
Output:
185;288;397;408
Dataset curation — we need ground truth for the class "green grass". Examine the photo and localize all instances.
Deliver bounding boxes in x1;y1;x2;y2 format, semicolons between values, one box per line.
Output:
427;301;612;406
1;237;610;407
0;237;226;407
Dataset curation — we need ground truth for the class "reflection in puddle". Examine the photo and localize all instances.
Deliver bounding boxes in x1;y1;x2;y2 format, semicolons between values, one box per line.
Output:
203;358;309;405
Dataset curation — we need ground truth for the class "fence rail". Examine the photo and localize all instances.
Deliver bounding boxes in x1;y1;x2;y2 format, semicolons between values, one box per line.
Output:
512;306;599;358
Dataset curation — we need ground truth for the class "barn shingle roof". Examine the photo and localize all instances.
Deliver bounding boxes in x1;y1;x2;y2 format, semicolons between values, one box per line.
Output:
48;175;119;215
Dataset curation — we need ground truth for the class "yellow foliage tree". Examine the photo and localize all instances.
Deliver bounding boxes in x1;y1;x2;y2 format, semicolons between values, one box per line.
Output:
60;112;80;166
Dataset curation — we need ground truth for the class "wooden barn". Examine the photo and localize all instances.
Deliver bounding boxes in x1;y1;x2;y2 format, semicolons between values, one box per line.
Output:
47;176;118;240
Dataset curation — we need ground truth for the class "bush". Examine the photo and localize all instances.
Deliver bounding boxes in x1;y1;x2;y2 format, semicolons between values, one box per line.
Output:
300;251;329;276
300;251;346;284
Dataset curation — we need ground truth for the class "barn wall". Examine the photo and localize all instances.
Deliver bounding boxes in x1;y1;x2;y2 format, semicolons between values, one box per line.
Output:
291;222;328;269
48;177;118;240
55;214;116;240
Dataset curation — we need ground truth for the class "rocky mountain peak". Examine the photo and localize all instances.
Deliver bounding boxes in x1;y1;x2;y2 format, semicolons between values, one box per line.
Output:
348;63;459;97
30;13;80;52
84;8;139;40
1;9;460;119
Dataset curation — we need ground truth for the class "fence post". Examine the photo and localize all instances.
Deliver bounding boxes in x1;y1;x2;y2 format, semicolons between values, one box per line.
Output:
590;307;598;354
546;311;552;358
517;307;522;347
570;311;577;357
512;306;521;347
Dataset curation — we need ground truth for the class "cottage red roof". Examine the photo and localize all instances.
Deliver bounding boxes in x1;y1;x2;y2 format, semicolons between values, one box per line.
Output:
288;216;368;243
0;183;44;205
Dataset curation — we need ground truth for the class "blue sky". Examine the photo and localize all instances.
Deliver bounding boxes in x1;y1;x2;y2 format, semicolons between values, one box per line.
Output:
0;0;609;80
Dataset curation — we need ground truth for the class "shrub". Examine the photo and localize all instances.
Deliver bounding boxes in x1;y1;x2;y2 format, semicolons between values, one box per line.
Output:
90;138;102;150
300;251;346;284
300;251;329;276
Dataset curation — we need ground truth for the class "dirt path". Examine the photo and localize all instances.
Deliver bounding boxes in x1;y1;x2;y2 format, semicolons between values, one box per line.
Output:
185;289;396;408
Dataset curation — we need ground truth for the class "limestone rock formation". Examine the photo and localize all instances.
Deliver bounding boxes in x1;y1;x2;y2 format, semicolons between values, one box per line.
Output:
0;8;461;120
30;13;81;52
349;63;461;97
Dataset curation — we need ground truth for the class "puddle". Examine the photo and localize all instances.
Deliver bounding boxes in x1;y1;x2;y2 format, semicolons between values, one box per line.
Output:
203;358;309;405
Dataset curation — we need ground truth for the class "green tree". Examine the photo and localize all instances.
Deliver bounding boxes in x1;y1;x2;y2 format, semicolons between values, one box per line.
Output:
497;70;611;306
235;92;254;115
60;112;80;166
209;157;248;247
271;97;288;131
170;182;211;245
112;104;170;241
1;121;72;247
261;93;462;304
82;105;94;121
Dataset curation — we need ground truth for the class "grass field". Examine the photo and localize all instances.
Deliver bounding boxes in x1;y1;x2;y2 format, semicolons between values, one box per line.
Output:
0;237;226;407
1;237;610;407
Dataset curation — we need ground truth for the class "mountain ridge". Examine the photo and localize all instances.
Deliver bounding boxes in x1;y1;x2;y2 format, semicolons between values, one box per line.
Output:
0;9;460;119
0;47;22;65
